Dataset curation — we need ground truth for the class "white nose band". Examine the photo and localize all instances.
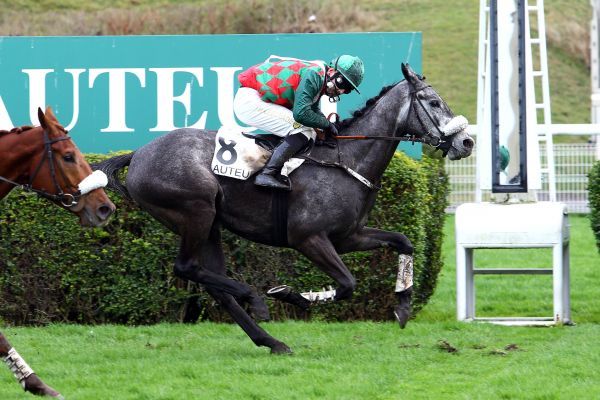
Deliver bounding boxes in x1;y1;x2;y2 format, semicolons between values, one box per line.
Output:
78;170;108;195
442;115;468;135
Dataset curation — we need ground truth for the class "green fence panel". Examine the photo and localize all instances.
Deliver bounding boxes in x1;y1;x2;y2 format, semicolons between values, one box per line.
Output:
0;32;421;157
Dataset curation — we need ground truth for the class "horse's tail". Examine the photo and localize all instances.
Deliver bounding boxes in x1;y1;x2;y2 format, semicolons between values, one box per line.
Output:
91;152;134;200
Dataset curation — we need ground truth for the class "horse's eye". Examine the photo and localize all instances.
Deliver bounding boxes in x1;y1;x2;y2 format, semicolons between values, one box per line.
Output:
430;100;441;108
63;153;76;163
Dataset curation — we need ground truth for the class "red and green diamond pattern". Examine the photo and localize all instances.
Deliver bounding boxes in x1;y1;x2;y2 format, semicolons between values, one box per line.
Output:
241;60;324;108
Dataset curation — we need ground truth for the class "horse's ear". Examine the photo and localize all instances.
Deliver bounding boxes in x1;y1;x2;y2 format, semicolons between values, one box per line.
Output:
401;63;409;78
37;107;47;129
45;106;58;122
401;63;418;84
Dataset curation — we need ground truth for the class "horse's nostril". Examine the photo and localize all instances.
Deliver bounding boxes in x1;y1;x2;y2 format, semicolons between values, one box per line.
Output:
463;138;474;149
97;204;114;220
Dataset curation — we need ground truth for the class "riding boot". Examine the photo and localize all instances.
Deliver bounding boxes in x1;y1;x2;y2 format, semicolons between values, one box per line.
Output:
255;133;309;191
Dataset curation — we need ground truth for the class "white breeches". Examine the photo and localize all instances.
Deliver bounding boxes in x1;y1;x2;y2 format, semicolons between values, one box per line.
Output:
233;87;316;140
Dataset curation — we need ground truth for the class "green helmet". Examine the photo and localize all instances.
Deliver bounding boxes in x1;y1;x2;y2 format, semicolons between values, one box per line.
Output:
330;55;364;93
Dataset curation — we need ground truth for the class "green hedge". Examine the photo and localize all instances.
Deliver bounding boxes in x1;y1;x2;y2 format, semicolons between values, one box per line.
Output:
589;160;600;253
0;152;448;325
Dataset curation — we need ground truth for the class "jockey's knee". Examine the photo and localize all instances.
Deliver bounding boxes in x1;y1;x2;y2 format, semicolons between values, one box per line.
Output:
290;126;316;141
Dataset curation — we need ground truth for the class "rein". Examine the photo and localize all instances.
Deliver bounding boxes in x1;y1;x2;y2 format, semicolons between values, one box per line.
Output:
333;134;432;144
305;82;455;190
0;130;81;207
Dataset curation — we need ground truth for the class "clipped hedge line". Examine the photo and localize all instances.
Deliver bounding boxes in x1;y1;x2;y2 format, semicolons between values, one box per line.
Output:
0;152;448;325
589;160;600;252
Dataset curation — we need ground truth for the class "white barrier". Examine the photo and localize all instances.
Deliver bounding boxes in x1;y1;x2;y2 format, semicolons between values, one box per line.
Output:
455;202;571;325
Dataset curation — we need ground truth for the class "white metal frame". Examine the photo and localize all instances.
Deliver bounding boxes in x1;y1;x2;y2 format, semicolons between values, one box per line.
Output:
475;0;547;198
475;0;600;200
529;0;556;201
459;1;575;326
455;202;571;325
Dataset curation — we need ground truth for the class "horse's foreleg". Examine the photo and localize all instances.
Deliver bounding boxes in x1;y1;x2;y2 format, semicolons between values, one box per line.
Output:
198;225;270;322
0;332;63;398
176;257;289;353
334;227;414;329
175;227;284;352
177;226;270;321
204;287;291;354
295;233;356;301
334;227;413;255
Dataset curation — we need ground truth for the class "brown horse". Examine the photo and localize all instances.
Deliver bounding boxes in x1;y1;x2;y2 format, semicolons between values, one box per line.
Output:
0;107;115;398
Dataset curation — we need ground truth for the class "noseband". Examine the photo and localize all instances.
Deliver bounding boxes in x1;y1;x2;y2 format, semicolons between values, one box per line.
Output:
407;83;454;156
0;130;82;207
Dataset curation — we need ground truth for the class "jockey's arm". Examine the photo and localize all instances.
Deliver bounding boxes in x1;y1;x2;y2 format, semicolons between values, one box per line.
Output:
292;71;330;130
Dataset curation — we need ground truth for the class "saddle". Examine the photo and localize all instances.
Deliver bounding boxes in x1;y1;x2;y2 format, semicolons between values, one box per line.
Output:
242;132;283;152
242;132;316;154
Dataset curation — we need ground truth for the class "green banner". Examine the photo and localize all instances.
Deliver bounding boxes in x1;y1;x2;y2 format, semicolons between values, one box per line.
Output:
0;33;422;156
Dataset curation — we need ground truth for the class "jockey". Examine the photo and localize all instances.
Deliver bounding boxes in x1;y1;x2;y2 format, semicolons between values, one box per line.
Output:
234;54;364;190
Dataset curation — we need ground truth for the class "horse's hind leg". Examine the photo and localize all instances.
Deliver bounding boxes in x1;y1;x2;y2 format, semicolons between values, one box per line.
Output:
0;332;63;398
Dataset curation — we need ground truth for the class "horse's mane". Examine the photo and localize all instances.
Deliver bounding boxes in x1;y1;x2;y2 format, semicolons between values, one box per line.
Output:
337;82;400;130
0;123;67;137
0;125;37;137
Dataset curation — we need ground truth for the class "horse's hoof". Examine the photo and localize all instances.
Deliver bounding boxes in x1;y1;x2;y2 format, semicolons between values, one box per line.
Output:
394;307;411;329
270;342;293;355
23;374;63;398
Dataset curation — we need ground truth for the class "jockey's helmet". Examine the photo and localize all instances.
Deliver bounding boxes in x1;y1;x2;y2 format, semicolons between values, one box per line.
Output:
330;55;364;94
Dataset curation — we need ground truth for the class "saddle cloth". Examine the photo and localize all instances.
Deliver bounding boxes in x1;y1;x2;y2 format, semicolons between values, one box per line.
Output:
211;126;305;180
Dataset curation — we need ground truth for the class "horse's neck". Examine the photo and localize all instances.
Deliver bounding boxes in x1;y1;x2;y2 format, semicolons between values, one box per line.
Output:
339;85;409;182
0;131;41;192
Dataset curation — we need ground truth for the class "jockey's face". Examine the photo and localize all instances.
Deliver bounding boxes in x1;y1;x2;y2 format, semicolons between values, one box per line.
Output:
325;68;348;98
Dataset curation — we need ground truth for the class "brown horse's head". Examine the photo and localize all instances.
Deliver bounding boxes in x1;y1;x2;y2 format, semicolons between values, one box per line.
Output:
28;107;115;226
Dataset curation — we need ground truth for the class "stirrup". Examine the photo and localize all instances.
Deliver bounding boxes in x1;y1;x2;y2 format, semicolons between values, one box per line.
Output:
254;173;291;191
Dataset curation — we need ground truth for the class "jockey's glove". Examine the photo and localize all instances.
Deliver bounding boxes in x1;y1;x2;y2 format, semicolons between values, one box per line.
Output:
325;122;339;137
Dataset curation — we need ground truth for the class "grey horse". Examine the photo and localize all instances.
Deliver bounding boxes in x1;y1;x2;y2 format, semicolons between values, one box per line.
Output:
94;64;473;354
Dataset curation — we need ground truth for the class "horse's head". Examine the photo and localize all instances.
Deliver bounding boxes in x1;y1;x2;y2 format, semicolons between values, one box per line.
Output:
29;107;115;227
401;63;474;160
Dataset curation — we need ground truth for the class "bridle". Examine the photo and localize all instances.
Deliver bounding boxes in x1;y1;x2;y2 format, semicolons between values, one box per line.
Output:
301;79;460;190
0;129;82;207
406;82;454;156
332;81;455;156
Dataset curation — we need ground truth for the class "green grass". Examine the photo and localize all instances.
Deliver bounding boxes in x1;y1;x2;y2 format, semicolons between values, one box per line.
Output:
3;322;600;399
1;216;598;399
0;2;597;398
